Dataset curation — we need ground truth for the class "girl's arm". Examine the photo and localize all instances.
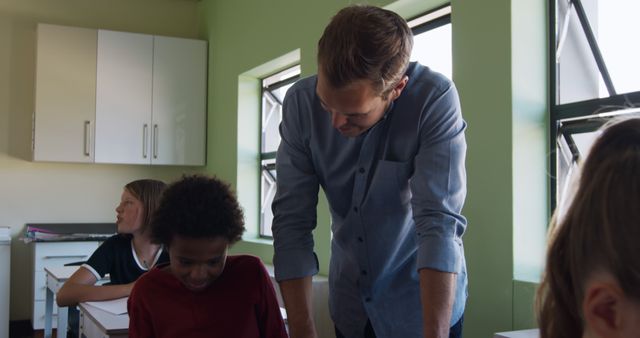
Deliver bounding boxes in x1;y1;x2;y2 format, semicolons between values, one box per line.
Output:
56;266;134;307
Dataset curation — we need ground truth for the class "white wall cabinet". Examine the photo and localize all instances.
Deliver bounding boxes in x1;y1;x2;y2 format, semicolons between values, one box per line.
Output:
151;36;207;165
95;32;207;165
33;24;97;163
33;24;207;166
95;30;154;165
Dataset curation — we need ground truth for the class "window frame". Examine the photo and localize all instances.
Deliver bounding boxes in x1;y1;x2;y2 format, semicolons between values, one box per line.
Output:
407;4;452;80
548;0;640;211
258;67;300;238
407;4;451;35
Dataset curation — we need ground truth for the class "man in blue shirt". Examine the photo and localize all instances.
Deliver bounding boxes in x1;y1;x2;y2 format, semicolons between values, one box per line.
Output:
272;5;467;338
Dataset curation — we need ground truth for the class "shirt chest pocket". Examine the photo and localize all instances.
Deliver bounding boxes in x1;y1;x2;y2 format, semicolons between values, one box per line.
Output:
364;160;413;212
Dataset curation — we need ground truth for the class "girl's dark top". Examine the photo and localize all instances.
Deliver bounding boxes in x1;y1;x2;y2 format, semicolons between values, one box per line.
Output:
82;234;168;284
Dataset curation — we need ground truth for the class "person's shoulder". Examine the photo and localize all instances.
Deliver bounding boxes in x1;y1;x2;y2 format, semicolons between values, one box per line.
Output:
104;233;130;244
227;254;263;267
98;234;130;250
130;267;159;302
136;263;168;286
286;75;316;97
226;255;268;277
407;62;453;92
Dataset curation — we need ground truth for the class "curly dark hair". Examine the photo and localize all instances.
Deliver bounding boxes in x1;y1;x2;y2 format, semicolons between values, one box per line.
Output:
150;174;245;247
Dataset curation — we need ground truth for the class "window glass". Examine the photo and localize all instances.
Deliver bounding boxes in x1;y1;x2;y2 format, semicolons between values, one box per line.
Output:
555;108;640;207
259;65;300;237
555;0;640;104
260;159;277;237
551;0;640;210
597;2;640;95
409;5;452;80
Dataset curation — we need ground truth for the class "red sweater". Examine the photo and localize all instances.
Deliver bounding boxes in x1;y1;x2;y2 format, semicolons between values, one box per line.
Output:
128;255;288;338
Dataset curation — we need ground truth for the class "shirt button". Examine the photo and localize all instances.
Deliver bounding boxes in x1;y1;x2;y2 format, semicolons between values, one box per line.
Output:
357;237;363;242
365;297;372;302
361;270;367;275
358;167;365;174
353;206;358;212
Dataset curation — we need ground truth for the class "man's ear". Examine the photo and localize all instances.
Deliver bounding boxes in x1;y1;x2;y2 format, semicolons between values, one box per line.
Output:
583;281;624;338
388;76;409;101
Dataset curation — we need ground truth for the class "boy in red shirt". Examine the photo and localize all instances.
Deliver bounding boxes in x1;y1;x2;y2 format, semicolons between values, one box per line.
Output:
128;175;288;338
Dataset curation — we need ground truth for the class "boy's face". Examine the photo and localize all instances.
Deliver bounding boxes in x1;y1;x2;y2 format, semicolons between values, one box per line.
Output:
168;235;229;292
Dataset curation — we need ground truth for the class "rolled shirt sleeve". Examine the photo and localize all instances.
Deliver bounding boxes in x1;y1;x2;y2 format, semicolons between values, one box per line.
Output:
411;82;467;274
271;88;320;281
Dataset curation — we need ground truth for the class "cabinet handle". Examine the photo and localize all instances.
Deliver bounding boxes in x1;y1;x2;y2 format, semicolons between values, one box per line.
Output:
153;124;158;159
143;124;148;159
43;255;87;259
83;121;91;157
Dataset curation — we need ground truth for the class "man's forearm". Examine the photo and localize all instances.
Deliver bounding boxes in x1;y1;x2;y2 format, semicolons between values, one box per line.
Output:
419;268;456;338
279;276;317;338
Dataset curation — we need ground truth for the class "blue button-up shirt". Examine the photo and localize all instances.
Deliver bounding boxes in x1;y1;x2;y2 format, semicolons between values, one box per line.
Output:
272;62;467;338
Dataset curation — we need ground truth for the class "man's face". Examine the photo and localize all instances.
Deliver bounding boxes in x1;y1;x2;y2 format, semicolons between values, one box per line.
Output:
316;73;392;138
168;235;229;292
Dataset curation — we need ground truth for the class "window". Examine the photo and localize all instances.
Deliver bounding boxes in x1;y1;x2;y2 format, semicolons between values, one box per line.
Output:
408;5;452;79
550;0;640;210
259;65;300;237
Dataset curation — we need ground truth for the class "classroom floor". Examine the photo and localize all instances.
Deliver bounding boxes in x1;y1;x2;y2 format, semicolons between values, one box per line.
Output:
9;321;71;338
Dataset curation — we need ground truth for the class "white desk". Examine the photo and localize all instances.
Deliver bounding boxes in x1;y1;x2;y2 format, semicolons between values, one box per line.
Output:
494;328;539;338
78;302;128;338
44;266;79;338
44;265;110;338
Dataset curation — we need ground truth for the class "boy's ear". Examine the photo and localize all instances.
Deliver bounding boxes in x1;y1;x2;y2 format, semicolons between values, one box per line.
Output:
582;281;624;338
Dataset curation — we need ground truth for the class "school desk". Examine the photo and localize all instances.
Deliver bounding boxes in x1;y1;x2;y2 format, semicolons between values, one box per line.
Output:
44;266;78;338
76;301;280;338
494;328;539;338
78;301;128;338
44;265;110;338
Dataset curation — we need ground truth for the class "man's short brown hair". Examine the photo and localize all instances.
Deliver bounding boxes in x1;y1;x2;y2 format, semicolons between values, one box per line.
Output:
317;5;413;98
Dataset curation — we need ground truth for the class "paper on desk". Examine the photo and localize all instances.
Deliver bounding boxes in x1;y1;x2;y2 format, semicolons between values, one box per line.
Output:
85;297;128;315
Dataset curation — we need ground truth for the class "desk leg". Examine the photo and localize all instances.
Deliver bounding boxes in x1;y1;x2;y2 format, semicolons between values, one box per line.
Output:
56;306;68;338
44;288;53;338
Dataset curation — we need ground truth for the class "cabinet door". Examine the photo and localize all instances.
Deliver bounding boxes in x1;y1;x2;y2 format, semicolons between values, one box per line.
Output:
33;24;97;163
95;30;153;164
151;36;207;165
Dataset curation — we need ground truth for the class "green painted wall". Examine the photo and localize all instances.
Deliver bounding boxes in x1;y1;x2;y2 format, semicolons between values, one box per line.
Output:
511;0;548;331
454;1;515;336
513;280;539;329
198;0;548;337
